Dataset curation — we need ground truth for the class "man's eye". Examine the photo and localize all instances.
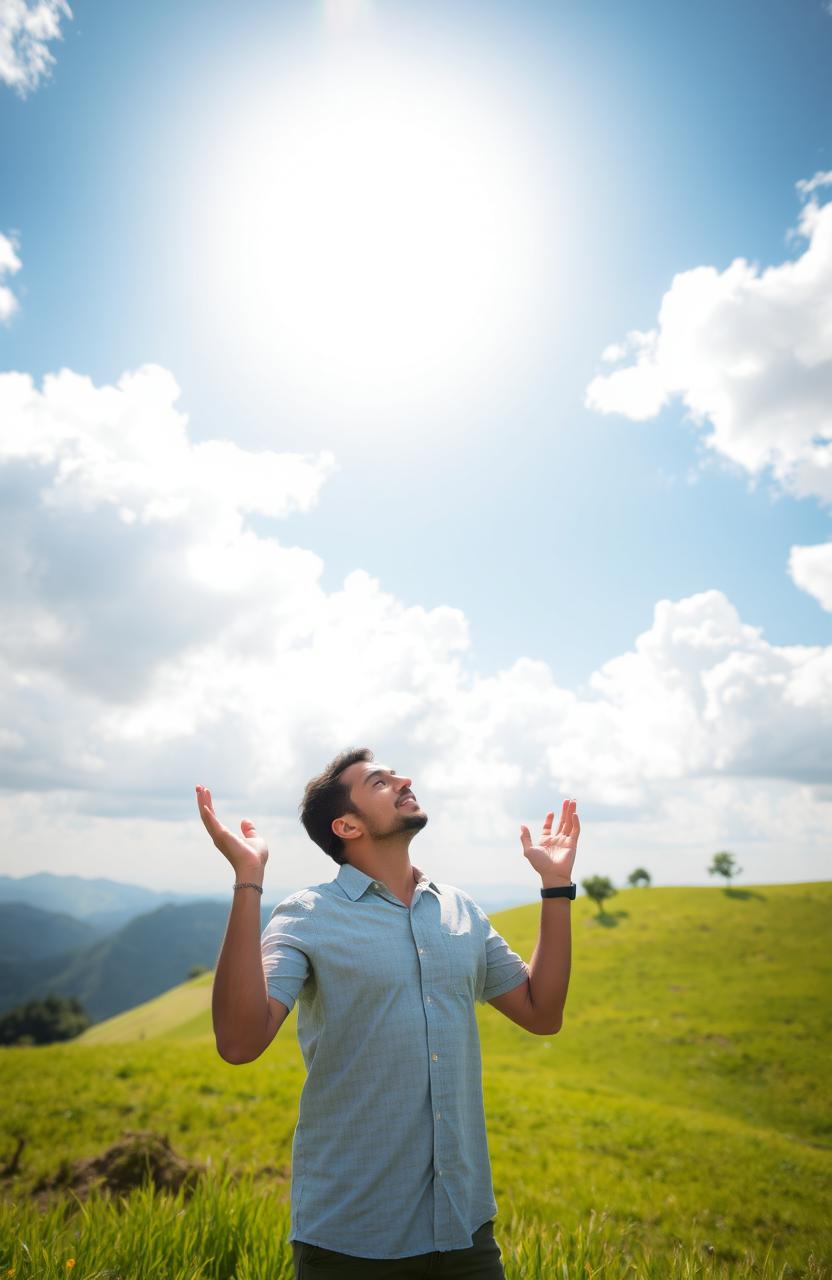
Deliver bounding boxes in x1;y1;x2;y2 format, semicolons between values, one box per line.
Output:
374;779;385;787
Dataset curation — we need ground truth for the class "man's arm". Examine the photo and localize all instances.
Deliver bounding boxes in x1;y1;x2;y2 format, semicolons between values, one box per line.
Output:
488;798;579;1035
488;892;571;1034
196;784;290;1063
212;880;292;1062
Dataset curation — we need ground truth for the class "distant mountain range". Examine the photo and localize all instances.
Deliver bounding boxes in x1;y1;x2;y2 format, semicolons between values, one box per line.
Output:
0;871;535;1025
0;871;292;1023
0;872;232;933
0;870;533;926
0;901;109;964
0;899;233;1022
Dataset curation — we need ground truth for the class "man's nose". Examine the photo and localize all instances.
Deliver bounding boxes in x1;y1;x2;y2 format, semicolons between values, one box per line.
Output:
397;776;413;793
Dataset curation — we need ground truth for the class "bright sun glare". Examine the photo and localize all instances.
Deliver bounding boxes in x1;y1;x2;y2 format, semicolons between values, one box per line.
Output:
198;45;549;425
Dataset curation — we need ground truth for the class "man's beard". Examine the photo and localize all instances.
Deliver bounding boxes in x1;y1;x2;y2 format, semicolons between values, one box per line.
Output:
356;805;428;840
394;809;429;834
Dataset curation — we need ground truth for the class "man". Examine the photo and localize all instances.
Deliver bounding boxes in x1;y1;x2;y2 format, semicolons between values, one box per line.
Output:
197;747;579;1279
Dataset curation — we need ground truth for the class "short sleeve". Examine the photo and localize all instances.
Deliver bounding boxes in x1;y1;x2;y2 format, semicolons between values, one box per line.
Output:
260;893;313;1013
471;899;528;1003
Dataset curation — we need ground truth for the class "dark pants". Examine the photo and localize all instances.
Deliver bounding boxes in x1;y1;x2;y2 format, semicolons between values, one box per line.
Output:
292;1219;506;1279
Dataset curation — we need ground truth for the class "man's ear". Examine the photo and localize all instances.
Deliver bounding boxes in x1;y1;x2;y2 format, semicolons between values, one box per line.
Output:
332;815;362;842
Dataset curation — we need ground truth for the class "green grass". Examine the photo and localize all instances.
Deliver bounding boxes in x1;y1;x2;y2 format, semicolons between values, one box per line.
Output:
77;971;214;1046
2;1173;827;1279
1;881;830;1278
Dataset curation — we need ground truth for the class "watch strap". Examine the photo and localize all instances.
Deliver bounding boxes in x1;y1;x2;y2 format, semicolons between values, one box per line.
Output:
541;883;576;899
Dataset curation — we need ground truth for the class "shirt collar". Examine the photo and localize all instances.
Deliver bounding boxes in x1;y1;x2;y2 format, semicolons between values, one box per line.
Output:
336;861;441;901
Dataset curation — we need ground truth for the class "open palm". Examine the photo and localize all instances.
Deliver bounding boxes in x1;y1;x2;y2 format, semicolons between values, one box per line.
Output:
196;784;268;873
520;799;579;884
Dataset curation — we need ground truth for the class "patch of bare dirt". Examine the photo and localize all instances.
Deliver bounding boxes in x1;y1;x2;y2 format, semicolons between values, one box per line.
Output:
29;1130;206;1203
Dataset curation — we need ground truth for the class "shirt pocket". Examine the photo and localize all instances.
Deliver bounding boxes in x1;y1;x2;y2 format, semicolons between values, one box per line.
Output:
441;920;484;998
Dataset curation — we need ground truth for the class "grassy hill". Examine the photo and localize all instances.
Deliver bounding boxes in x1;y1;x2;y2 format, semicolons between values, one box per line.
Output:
77;969;215;1044
1;881;829;1278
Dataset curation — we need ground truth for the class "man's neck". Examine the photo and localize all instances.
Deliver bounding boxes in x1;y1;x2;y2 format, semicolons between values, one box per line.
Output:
345;844;421;908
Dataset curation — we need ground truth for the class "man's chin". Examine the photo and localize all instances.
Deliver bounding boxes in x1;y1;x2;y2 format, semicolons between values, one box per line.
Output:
399;810;428;831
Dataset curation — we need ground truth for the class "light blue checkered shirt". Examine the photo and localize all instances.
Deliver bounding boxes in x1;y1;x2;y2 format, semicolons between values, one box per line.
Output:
260;860;528;1260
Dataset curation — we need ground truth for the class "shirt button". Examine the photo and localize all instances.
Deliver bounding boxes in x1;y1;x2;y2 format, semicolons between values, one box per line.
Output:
426;996;432;1004
436;1111;441;1120
431;1053;438;1061
418;947;425;955
437;1169;443;1177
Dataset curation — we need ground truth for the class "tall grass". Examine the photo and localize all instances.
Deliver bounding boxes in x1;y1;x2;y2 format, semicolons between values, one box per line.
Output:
1;1171;827;1279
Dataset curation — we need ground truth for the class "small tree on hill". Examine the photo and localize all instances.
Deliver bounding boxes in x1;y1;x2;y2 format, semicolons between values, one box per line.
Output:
0;994;89;1046
187;965;209;980
581;875;617;915
708;851;742;887
627;867;651;887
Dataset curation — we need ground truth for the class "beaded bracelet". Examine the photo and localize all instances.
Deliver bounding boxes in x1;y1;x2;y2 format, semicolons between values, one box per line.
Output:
233;882;263;895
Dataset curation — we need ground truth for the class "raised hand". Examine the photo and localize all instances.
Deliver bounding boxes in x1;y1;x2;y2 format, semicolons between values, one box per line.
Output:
520;799;580;886
195;784;269;876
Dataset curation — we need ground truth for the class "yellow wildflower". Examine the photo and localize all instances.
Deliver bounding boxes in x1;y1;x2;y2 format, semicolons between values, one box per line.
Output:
66;1263;76;1270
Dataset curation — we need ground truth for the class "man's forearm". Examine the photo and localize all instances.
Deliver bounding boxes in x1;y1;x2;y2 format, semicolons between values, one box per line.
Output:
527;894;572;1030
212;875;270;1061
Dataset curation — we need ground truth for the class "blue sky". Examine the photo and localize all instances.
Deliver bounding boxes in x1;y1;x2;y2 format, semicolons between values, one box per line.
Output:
1;0;830;899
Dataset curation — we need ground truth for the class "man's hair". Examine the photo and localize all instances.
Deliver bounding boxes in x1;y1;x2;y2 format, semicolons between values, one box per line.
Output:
299;746;374;865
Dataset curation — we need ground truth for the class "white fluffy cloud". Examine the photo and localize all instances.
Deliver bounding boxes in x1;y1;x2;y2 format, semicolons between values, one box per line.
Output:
586;173;832;612
0;0;70;95
789;539;832;612
0;232;21;322
414;588;832;813
586;173;832;500
1;363;334;526
0;364;335;707
1;362;830;883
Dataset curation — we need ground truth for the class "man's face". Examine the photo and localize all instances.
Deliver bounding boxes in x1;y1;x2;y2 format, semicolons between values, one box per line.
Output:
339;760;428;840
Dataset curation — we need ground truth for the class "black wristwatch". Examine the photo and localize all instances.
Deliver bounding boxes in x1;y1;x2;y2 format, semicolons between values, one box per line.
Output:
540;883;577;899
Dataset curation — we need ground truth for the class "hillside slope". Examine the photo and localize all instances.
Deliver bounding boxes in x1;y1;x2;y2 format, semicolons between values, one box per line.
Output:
79;971;214;1045
79;880;831;1144
487;879;830;1145
5;881;829;1273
